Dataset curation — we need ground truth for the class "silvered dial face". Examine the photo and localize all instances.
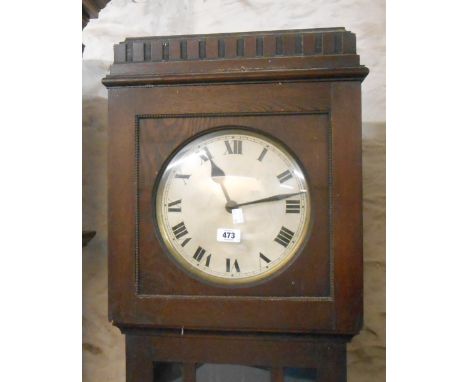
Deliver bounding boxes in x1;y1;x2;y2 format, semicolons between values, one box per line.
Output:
155;128;311;286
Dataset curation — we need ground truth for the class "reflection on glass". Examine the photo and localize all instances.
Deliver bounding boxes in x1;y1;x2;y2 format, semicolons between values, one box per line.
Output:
196;363;270;382
284;367;317;381
153;362;183;382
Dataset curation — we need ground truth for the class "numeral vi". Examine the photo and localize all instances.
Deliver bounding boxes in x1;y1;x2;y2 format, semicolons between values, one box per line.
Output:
226;258;240;273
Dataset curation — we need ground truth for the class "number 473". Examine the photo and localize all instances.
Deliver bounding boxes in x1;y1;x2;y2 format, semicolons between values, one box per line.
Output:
222;231;235;239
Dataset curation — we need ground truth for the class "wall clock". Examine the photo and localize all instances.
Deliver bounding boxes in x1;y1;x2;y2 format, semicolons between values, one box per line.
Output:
103;27;368;382
154;127;311;286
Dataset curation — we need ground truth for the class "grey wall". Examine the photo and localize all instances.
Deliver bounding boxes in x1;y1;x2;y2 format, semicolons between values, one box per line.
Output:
82;1;385;381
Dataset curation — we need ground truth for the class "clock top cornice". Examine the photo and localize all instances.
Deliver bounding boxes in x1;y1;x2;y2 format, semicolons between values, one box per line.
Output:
102;27;368;87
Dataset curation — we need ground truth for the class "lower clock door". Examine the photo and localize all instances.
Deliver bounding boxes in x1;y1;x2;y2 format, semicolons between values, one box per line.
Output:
126;332;347;382
153;362;317;382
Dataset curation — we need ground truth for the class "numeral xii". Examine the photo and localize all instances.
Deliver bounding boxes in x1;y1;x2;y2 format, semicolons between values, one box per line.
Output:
224;140;242;155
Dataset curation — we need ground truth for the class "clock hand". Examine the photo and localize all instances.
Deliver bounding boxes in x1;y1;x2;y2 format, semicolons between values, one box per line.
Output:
228;191;306;210
206;150;233;203
219;182;232;204
208;154;225;178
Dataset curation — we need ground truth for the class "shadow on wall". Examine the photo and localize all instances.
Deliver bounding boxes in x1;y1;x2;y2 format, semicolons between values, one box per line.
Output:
83;96;126;382
348;121;386;382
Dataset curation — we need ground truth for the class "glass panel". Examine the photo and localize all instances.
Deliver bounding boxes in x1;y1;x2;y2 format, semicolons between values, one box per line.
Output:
196;363;271;382
153;362;183;382
283;367;317;382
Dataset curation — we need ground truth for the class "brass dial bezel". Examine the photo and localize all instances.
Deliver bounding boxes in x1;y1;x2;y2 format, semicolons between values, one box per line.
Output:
153;127;312;287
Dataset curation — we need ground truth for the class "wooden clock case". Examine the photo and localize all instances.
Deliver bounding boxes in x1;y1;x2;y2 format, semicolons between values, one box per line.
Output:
103;28;368;381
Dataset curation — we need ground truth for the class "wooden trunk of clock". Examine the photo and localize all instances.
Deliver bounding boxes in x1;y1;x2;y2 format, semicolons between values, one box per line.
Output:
103;28;368;382
125;330;347;382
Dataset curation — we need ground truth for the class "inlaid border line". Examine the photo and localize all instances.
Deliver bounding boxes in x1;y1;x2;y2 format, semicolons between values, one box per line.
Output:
135;110;333;302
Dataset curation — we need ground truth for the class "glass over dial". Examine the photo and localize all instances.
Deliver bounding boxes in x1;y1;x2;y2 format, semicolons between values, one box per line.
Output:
154;128;311;286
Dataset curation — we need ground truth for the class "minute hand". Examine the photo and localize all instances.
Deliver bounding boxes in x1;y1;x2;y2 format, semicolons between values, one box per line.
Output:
231;191;306;209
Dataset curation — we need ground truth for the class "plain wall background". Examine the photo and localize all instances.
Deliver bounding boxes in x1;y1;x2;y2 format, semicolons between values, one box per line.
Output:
82;1;385;381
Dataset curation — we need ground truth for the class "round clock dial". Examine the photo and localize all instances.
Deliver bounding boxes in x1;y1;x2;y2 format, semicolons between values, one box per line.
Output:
154;128;311;285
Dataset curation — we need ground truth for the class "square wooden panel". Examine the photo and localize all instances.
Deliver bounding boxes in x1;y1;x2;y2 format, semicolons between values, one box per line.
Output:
137;113;331;299
107;81;363;334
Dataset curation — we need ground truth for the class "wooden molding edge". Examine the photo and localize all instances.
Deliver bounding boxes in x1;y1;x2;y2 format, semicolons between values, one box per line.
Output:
102;66;369;87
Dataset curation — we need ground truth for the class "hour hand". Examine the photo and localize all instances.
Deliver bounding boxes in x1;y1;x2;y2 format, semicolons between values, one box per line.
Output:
205;150;232;203
209;157;225;179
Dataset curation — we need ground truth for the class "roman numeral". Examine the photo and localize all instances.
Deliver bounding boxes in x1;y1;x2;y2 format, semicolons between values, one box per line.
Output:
259;253;271;263
224;140;242;155
274;226;295;247
172;221;188;239
181;237;191;247
193;246;206;262
199;147;213;162
175;174;191;184
205;254;211;267
285;200;300;213
277;170;293;183
257;147;268;162
168;199;182;212
226;258;240;273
